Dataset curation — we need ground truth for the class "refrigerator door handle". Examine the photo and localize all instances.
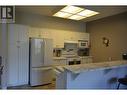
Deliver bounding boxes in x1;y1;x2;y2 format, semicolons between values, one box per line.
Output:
41;39;45;65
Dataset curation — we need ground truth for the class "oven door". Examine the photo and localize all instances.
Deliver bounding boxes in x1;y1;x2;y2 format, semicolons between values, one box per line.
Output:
68;61;81;65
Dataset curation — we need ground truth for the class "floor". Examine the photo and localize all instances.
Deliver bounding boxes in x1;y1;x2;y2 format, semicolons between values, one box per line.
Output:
7;81;56;89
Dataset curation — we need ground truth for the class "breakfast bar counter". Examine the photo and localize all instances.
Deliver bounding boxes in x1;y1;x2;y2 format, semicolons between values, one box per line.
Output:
63;60;127;74
55;60;127;89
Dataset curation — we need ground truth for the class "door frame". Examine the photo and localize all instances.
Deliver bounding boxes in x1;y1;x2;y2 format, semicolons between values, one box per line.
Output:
0;23;8;89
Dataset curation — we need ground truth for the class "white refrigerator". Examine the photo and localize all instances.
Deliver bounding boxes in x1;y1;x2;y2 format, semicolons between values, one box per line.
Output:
29;38;53;86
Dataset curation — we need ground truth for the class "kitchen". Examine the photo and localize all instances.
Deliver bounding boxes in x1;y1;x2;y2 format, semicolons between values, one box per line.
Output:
0;6;127;89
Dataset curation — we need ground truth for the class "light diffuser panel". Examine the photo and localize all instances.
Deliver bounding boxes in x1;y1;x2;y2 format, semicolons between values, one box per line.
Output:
53;11;72;18
77;9;99;17
53;6;99;20
68;15;86;20
60;6;84;14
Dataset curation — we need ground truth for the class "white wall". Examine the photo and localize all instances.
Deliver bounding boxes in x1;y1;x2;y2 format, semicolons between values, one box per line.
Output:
15;11;86;33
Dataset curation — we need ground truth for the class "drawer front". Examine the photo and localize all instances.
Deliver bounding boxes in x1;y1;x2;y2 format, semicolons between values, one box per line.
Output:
53;59;67;64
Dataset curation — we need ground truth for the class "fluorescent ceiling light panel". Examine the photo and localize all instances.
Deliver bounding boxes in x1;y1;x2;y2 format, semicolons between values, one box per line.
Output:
53;6;99;20
60;6;84;14
53;11;72;18
68;15;86;20
77;9;99;17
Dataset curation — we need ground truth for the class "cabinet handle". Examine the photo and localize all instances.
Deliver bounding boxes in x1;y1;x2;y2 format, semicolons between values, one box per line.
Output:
17;41;20;43
17;46;20;48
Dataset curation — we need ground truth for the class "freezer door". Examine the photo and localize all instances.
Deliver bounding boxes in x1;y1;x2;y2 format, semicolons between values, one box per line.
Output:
30;67;53;86
30;38;44;67
44;39;53;65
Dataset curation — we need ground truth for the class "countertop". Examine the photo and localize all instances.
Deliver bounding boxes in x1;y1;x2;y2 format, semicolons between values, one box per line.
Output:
56;60;127;74
79;56;93;58
53;57;67;60
53;56;92;60
38;63;67;68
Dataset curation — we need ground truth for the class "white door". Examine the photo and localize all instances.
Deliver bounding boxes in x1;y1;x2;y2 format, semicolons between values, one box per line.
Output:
18;25;29;42
18;41;29;85
8;24;19;86
8;24;29;86
18;25;29;85
8;44;19;86
8;24;19;44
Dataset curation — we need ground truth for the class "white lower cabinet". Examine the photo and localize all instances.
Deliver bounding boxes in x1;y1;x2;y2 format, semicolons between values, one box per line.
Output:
53;59;67;65
8;24;29;86
81;57;93;64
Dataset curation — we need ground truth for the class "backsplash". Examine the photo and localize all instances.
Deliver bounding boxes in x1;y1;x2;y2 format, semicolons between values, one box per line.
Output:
53;43;89;57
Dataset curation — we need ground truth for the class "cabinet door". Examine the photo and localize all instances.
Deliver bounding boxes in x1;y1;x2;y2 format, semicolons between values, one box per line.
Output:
29;27;41;38
81;58;88;64
18;41;29;85
63;31;71;41
41;29;52;39
53;59;67;64
78;32;89;41
64;31;77;41
8;24;19;86
81;57;93;64
87;57;93;63
8;24;19;44
52;31;64;48
18;25;29;42
18;25;29;85
8;24;29;86
8;44;19;86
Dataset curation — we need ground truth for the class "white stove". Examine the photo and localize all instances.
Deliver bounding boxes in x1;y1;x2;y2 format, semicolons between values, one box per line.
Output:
61;50;81;65
62;55;81;65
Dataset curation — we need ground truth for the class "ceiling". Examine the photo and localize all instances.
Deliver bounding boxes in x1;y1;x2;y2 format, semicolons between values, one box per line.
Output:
16;6;127;22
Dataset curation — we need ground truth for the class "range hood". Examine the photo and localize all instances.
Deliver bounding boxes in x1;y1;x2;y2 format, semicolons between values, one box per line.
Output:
64;40;78;44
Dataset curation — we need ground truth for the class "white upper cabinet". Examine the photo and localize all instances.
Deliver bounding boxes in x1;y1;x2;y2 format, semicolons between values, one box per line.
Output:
29;27;41;38
63;31;89;42
40;28;53;39
28;27;89;48
29;27;53;39
52;31;64;48
8;24;19;44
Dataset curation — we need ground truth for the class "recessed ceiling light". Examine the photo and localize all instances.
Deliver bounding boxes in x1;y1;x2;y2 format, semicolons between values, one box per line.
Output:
60;5;84;14
53;6;99;20
68;15;86;20
77;9;99;17
53;11;72;18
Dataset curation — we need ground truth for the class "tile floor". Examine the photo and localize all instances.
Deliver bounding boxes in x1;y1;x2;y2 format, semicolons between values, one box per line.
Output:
8;81;56;89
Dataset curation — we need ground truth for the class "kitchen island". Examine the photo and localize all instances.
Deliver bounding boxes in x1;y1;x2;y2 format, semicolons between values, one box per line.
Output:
55;60;127;89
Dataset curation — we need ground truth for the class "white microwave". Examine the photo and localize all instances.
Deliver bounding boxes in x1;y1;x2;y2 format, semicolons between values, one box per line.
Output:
78;40;89;48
